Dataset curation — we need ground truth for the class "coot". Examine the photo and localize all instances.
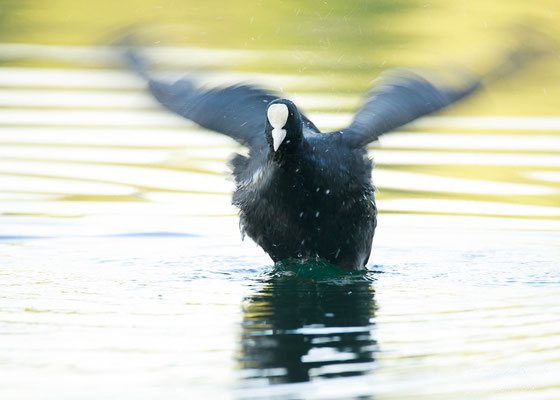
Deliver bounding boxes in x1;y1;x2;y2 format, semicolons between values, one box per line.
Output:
126;40;541;269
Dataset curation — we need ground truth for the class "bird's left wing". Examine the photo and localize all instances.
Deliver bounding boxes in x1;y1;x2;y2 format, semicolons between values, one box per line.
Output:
337;68;482;148
337;36;548;148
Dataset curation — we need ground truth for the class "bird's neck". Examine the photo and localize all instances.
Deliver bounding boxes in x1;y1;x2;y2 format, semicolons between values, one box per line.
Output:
269;137;308;165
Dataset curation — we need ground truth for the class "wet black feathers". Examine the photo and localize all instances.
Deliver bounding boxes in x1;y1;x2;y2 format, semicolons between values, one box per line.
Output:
124;42;541;269
125;49;483;269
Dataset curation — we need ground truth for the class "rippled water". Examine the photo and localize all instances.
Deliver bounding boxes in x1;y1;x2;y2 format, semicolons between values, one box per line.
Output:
2;4;560;398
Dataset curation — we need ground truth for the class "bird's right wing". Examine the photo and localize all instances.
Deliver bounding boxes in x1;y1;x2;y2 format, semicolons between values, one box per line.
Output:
126;50;319;147
127;50;281;147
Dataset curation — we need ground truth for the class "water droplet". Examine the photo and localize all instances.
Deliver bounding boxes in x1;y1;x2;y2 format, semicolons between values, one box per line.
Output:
315;211;320;218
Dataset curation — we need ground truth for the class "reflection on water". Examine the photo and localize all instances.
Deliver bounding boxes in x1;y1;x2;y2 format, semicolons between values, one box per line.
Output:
239;265;376;385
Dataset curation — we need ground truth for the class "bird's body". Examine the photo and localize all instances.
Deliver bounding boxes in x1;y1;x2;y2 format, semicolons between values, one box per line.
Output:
232;129;376;269
125;38;541;269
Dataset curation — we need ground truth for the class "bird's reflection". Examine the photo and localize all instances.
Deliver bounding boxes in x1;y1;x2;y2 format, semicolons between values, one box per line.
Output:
238;265;377;384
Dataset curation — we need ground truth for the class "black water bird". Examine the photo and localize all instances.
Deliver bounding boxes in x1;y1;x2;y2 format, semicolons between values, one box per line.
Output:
125;39;543;270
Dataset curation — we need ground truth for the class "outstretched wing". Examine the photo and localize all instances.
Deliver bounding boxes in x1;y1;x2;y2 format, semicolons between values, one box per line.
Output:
126;50;318;148
338;34;550;148
150;81;278;148
338;68;481;148
127;50;277;147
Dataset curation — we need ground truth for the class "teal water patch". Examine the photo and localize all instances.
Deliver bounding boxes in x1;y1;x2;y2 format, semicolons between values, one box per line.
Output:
264;258;379;283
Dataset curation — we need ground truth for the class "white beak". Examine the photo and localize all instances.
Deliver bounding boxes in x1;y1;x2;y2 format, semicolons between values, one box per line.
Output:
272;128;287;151
267;104;289;152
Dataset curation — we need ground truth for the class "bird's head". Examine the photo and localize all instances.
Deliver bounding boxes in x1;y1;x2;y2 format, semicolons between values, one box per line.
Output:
265;99;304;155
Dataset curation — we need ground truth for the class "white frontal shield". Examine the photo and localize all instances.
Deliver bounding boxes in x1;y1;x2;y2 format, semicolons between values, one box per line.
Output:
267;104;289;151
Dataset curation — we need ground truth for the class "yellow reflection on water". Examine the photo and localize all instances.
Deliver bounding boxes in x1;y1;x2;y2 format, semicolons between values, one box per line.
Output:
1;0;559;222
